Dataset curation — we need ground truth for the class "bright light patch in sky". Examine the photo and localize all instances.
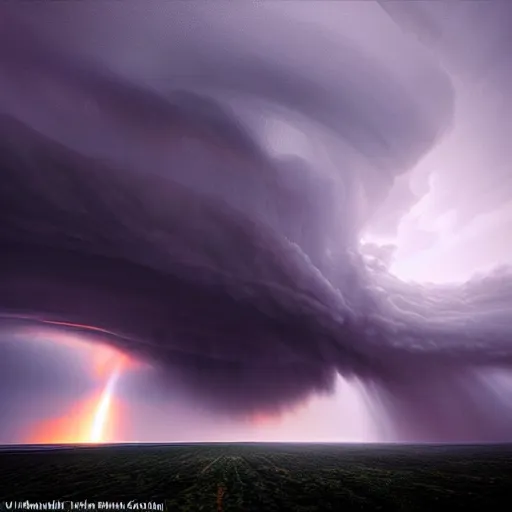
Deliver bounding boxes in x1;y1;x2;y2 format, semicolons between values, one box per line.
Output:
90;365;123;443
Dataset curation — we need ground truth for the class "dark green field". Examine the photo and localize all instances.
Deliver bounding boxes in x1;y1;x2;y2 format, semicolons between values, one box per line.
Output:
1;443;511;511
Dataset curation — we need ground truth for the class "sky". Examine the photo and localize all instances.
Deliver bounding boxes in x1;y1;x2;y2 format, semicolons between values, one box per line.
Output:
0;1;511;444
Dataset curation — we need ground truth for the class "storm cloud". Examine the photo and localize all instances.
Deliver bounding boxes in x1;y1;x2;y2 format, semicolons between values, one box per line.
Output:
1;2;511;442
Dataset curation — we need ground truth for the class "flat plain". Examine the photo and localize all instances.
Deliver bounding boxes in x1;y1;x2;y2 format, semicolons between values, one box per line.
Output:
1;443;511;511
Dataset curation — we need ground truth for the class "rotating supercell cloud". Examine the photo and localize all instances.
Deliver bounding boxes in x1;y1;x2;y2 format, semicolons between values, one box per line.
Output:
1;2;512;444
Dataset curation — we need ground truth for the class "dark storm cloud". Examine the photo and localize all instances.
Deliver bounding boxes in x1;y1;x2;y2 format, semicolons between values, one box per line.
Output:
0;2;512;441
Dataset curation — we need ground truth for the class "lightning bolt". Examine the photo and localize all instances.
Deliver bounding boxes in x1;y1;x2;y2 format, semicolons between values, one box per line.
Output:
25;349;130;445
89;363;123;443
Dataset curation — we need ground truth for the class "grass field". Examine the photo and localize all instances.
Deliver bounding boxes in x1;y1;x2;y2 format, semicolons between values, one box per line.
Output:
1;443;511;511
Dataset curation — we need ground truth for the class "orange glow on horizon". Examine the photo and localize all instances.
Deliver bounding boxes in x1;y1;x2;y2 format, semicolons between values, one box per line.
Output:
251;412;283;427
25;388;124;444
26;354;128;444
249;400;312;428
12;320;147;444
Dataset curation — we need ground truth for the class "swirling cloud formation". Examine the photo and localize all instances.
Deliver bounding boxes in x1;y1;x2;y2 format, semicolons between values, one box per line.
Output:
1;2;512;442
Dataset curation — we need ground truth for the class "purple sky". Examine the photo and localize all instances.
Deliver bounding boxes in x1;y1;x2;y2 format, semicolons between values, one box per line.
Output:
1;2;512;444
